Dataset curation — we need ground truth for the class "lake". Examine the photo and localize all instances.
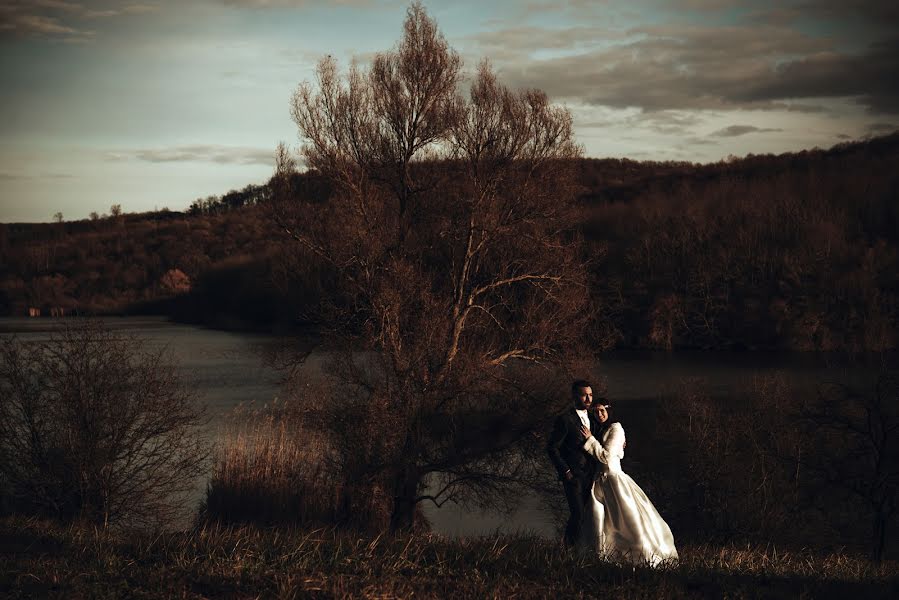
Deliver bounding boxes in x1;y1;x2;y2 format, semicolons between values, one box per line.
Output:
1;316;889;538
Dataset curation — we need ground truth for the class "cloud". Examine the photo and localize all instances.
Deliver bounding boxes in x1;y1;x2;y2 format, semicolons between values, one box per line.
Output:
107;145;276;166
867;122;897;133
711;125;783;137
571;106;718;147
83;10;118;18
739;39;899;114
123;4;156;13
781;103;828;113
0;1;155;40
482;22;899;115
798;0;899;26
640;111;706;135
3;14;81;35
464;25;622;58
0;171;75;180
673;0;741;9
218;0;373;7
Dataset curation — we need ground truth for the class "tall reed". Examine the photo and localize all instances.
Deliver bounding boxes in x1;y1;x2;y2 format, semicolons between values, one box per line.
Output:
202;400;339;526
202;398;392;530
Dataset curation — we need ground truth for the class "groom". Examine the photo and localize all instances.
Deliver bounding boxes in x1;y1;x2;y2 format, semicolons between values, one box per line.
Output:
547;380;601;547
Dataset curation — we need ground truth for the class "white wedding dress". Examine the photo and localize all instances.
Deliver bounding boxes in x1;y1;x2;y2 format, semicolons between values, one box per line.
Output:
579;422;678;565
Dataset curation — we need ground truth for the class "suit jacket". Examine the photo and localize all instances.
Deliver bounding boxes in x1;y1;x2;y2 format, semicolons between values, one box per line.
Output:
547;409;601;481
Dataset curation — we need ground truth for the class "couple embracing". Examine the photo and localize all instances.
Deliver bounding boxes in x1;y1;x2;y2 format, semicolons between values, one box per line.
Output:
547;380;678;565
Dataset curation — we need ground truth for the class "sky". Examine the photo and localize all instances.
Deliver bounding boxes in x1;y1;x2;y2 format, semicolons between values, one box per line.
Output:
1;0;897;222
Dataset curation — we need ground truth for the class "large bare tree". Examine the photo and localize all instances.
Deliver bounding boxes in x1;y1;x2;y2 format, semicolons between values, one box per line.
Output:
273;2;589;531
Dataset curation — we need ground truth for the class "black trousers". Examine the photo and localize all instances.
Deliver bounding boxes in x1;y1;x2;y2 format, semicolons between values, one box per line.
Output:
562;476;593;547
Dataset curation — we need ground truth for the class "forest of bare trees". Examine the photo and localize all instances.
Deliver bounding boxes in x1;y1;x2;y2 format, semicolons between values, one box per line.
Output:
3;131;896;352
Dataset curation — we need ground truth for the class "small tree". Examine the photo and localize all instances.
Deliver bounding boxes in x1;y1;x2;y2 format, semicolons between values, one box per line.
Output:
0;320;209;528
272;2;589;531
160;268;191;295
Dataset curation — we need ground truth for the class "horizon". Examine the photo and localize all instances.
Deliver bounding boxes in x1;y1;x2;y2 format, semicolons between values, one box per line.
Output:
4;134;896;225
2;0;897;223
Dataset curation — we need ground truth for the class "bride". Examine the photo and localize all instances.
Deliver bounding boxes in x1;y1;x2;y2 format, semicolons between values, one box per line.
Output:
578;403;678;565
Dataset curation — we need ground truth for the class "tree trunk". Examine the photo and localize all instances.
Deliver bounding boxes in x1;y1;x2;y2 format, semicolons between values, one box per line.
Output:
389;468;420;533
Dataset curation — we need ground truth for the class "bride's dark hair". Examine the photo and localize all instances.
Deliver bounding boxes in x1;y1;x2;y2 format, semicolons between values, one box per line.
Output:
593;401;613;438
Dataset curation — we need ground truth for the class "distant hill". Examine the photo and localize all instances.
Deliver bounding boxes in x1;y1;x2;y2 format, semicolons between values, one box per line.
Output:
3;133;897;350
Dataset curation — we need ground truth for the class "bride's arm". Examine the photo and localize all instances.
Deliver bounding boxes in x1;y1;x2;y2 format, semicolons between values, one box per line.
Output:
604;423;626;460
582;435;608;463
581;423;625;463
581;427;610;464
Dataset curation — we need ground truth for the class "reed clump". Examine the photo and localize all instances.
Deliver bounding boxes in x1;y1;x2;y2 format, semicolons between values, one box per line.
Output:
202;400;336;526
201;399;391;531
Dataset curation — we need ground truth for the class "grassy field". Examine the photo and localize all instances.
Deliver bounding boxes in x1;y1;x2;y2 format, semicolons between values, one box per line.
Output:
2;516;896;599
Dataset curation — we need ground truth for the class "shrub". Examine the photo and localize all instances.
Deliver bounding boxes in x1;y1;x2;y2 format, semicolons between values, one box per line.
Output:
654;371;899;560
0;320;209;528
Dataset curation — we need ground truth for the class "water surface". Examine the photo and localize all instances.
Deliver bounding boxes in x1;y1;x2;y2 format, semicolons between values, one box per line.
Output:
2;317;888;538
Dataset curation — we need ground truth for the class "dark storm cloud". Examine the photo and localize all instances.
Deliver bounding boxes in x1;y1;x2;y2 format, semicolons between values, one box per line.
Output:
738;38;899;114
468;0;899;119
680;0;899;24
492;27;898;114
798;0;899;25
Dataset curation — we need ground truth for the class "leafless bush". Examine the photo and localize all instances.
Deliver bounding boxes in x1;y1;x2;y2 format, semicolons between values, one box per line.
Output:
798;372;899;562
0;320;209;529
655;371;899;561
655;375;815;544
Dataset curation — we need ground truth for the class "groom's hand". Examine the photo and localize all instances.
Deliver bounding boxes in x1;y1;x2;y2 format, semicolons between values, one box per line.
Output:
579;425;592;441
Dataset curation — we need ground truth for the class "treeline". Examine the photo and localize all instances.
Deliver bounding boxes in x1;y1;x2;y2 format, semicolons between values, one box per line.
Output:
583;134;899;351
187;183;270;215
1;208;266;320
1;133;897;349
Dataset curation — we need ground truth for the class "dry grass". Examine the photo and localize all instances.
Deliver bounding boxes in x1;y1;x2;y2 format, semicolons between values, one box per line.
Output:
2;516;897;599
202;401;340;526
201;399;392;531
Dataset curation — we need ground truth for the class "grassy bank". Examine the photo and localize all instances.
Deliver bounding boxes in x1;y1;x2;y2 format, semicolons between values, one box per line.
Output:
2;517;896;599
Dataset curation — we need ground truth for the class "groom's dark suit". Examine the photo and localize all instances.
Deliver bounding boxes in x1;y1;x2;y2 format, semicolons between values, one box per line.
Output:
547;409;601;546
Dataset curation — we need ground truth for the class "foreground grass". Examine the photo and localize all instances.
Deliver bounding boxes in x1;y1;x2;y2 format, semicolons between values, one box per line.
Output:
1;517;896;599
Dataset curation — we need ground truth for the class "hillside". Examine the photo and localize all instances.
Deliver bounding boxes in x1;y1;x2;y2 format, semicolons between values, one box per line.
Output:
2;134;897;350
